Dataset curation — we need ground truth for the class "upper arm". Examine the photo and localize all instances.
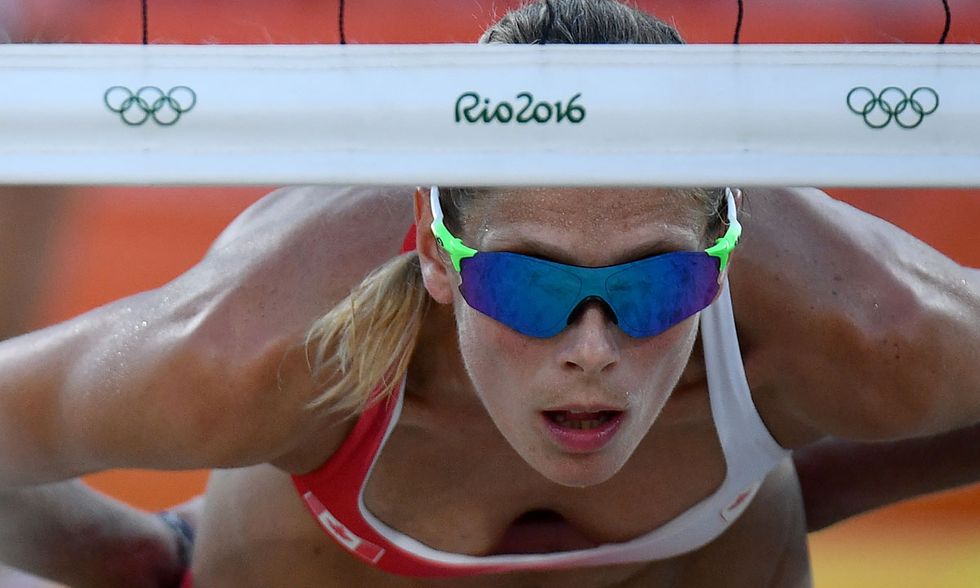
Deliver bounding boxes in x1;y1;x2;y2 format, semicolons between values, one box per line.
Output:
0;186;416;484
731;188;980;446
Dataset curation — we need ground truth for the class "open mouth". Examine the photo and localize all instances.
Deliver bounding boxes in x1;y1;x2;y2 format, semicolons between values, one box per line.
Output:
540;410;626;452
543;410;621;430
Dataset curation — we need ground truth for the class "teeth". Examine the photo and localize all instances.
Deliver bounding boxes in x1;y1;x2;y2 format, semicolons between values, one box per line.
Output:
567;419;604;429
549;412;612;429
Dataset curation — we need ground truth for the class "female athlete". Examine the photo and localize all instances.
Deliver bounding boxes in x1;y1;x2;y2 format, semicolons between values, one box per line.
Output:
0;1;978;586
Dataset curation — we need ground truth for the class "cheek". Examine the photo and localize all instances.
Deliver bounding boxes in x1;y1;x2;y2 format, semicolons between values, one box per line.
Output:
453;301;548;441
455;300;530;395
630;317;698;365
623;317;700;409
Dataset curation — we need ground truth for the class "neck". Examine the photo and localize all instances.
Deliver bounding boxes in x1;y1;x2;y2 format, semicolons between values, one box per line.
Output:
405;301;477;410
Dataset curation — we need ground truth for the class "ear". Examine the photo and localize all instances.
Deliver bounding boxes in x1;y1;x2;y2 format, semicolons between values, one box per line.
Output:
414;187;456;305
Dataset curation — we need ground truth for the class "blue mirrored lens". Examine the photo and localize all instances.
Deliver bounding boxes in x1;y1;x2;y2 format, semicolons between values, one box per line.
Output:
459;253;582;338
605;252;720;338
458;251;720;338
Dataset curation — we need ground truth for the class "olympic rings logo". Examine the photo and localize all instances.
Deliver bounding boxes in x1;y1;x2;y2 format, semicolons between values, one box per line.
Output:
846;86;939;129
103;86;197;126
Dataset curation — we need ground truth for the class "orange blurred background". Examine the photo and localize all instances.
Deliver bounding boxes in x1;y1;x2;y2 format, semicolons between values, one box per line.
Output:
2;1;978;586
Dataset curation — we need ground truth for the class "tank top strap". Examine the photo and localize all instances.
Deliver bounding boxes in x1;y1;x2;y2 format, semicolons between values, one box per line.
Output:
700;278;790;487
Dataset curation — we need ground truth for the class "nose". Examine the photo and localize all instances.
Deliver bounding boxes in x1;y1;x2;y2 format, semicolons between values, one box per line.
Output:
559;300;620;374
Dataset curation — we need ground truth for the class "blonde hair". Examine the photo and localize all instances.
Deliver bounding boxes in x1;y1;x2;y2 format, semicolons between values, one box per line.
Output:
305;1;702;415
305;252;429;414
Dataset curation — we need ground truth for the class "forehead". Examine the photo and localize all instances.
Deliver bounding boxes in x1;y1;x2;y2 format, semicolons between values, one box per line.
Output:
471;187;701;225
464;187;706;264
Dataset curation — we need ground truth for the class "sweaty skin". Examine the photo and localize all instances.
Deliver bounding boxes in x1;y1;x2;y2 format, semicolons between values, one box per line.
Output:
434;189;709;489
191;186;975;587
0;186;976;587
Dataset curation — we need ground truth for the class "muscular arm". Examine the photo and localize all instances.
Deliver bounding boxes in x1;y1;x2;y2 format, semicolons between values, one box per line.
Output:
793;424;980;531
0;186;414;485
0;481;186;587
731;188;980;529
732;188;980;446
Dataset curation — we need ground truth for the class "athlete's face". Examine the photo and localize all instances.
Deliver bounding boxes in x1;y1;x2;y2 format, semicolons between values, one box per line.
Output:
420;188;711;488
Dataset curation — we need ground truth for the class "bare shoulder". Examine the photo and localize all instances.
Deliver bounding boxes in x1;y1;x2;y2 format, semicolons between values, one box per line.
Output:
173;186;417;468
200;185;415;319
209;185;414;264
196;185;415;373
0;187;417;481
730;187;973;445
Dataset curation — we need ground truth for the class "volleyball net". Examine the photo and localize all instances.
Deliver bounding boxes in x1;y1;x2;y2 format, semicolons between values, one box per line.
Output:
1;43;978;187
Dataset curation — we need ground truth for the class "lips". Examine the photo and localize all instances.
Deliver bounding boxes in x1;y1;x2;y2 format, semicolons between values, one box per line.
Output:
540;408;625;453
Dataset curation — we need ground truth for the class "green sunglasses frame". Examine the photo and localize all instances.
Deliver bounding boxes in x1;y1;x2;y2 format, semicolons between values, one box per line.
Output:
429;186;741;272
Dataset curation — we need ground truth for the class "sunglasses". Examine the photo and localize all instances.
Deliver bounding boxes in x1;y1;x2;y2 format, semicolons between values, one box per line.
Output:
429;187;741;338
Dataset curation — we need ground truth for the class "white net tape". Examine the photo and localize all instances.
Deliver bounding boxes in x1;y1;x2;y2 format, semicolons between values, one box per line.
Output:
1;44;978;186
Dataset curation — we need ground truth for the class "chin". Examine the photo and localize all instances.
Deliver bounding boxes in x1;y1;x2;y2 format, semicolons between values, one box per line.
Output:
534;451;628;489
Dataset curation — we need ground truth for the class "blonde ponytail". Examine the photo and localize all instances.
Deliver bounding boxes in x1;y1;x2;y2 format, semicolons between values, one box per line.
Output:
305;252;429;415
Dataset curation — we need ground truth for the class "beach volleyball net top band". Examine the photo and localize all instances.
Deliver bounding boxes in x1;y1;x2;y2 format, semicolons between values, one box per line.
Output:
1;44;978;187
